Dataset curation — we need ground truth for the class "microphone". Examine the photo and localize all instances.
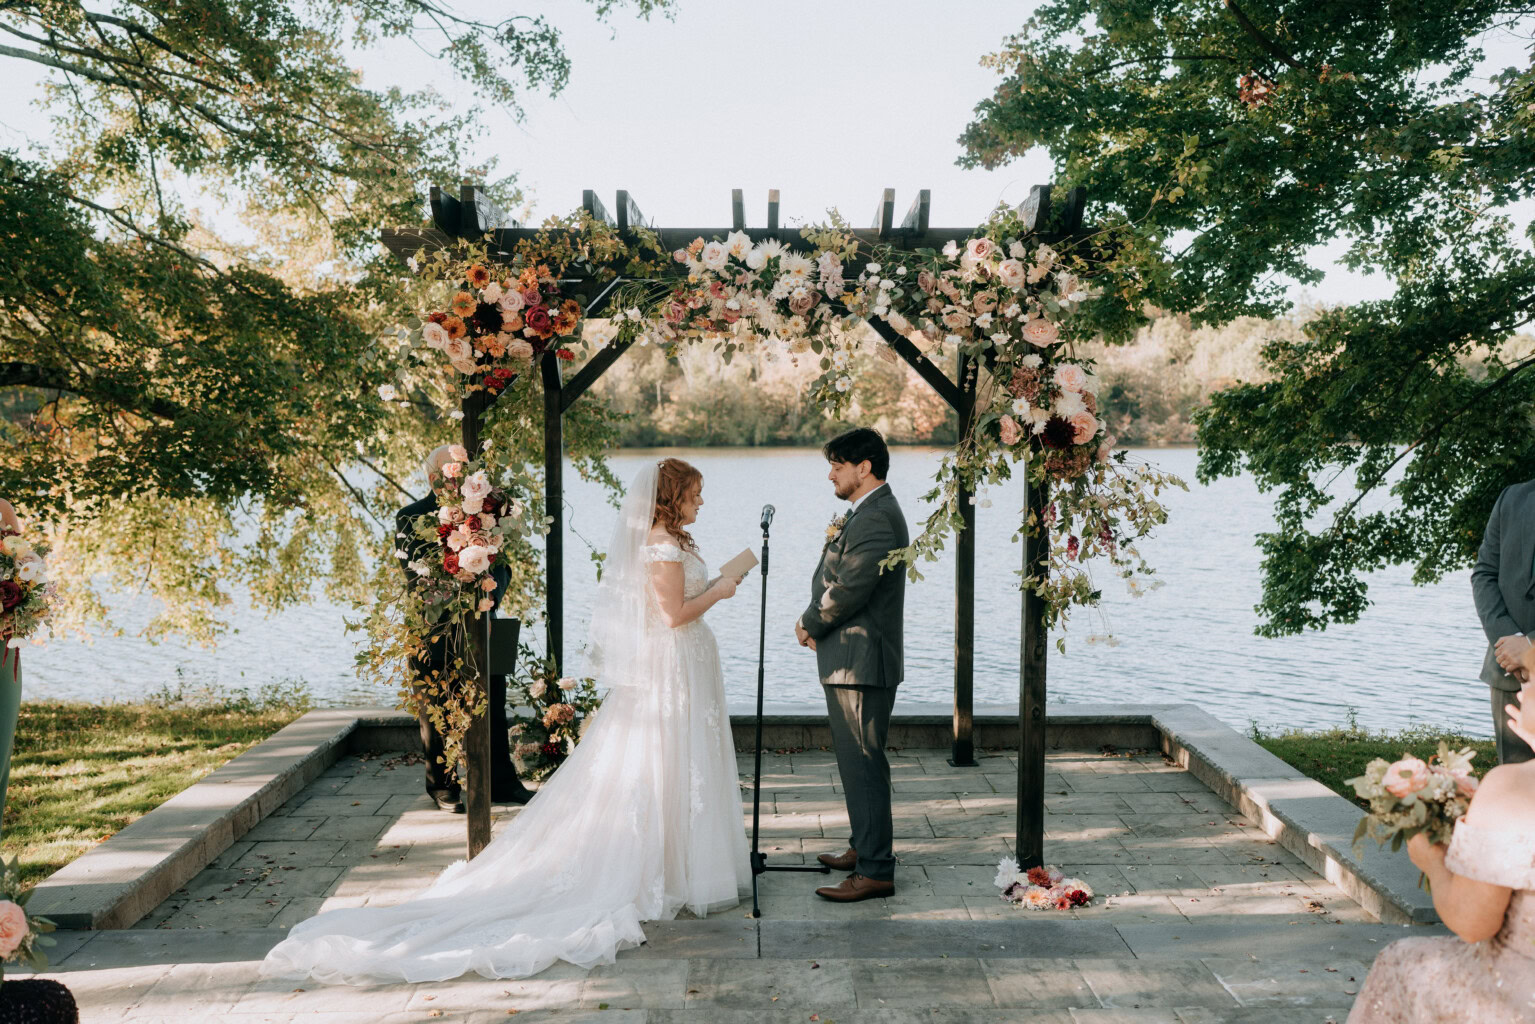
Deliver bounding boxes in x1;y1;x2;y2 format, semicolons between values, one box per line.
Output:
759;504;776;532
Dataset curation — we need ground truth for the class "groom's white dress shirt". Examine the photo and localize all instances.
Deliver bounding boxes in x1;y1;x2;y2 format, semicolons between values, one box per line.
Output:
849;482;888;516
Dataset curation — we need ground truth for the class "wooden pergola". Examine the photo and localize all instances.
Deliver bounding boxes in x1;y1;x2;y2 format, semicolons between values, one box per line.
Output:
381;183;1084;867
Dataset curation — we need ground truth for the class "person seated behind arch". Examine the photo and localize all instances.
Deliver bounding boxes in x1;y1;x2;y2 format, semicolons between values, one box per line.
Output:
1346;650;1535;1021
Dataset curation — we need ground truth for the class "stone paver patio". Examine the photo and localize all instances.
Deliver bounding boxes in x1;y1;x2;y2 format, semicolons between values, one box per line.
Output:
22;746;1430;1022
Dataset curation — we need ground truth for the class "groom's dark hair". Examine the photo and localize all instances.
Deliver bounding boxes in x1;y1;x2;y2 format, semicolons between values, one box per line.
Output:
823;427;889;480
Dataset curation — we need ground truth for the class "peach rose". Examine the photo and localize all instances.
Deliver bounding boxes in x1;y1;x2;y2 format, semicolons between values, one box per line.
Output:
1022;318;1060;347
421;321;449;350
498;287;526;314
1054;364;1088;392
440;461;462;479
1453;771;1479;798
1000;414;1022;446
478;597;494;612
0;900;27;959
448;444;469;463
1384;756;1430;798
966;238;996;262
916;270;937;294
461;470;492;506
973;290;998;314
506;338;534;362
1069;411;1098;445
997;259;1027;289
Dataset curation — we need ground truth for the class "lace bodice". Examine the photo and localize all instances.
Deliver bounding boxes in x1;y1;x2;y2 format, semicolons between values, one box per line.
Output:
643;543;710;601
1447;819;1535;890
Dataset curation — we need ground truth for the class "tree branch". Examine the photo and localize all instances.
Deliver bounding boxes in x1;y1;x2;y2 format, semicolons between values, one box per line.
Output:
0;359;184;420
1223;0;1308;72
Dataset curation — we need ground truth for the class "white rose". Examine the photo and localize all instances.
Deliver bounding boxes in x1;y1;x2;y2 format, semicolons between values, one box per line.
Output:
701;241;729;271
745;247;767;271
458;545;492;575
461;470;492;506
498;288;525;313
421;321;449;350
443;335;473;363
528;680;547;699
481;281;503;305
558;676;578;691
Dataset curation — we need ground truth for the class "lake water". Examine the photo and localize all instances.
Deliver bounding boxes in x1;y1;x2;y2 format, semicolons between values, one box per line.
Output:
21;447;1497;738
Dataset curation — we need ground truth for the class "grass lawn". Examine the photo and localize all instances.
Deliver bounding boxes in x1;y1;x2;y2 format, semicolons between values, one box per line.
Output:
0;686;308;891
1254;724;1498;808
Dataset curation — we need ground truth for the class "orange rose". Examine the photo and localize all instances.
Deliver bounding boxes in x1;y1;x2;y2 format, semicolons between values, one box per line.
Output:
450;291;477;317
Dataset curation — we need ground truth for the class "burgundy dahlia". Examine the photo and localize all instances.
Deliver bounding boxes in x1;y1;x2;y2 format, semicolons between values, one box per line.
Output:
1040;416;1075;450
472;302;504;336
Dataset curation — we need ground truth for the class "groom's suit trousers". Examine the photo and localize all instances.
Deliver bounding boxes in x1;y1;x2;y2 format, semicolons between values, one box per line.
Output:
823;683;897;882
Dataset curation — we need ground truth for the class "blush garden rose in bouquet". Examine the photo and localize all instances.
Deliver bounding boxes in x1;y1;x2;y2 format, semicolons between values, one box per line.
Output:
1348;742;1479;882
995;858;1094;911
507;646;603;782
0;855;55;983
0;528;50;655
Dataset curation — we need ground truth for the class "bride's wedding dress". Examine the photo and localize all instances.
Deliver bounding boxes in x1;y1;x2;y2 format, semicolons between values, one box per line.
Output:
261;465;750;985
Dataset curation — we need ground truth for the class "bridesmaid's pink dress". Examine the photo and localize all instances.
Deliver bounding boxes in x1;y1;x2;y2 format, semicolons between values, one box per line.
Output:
1349;819;1535;1022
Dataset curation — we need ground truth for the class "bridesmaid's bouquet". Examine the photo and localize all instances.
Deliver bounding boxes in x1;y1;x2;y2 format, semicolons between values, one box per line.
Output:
0;528;50;650
0;855;55;983
1347;742;1479;855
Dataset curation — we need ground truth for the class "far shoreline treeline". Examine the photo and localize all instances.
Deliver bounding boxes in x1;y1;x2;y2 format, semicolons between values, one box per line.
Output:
593;312;1308;449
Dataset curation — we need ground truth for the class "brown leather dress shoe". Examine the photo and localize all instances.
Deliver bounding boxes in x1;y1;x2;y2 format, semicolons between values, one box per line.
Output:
817;847;857;871
815;873;896;902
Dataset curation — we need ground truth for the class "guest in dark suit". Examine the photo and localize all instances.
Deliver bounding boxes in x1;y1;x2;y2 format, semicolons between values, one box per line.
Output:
397;446;532;811
1472;480;1535;764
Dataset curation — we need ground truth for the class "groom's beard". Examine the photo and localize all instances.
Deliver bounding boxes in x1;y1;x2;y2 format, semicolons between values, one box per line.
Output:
833;482;855;501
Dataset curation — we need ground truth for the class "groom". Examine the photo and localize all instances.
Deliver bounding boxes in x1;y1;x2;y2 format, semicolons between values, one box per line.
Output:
796;427;908;902
1473;478;1535;764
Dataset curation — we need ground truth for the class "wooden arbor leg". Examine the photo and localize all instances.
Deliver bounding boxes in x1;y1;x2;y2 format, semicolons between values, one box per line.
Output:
949;351;978;768
1016;470;1050;869
461;389;493;858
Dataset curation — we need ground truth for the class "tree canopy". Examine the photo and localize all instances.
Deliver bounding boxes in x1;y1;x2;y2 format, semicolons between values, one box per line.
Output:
0;0;663;638
961;1;1535;635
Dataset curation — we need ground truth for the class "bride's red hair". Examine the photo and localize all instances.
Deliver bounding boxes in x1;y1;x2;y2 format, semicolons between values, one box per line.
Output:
653;457;702;550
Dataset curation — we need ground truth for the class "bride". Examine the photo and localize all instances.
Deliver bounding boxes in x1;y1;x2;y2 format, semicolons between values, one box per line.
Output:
262;457;752;984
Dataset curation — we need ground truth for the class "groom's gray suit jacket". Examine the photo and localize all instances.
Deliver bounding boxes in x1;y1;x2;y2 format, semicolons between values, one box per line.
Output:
801;484;908;689
1473;480;1535;691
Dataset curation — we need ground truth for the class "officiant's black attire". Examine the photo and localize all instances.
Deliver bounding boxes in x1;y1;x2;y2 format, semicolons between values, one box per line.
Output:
396;491;531;811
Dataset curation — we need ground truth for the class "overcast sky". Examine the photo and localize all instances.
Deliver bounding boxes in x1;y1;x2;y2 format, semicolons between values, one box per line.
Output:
1;1;1529;309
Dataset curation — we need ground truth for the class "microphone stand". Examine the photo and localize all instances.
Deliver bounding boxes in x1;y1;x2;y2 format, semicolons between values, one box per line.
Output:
749;506;829;919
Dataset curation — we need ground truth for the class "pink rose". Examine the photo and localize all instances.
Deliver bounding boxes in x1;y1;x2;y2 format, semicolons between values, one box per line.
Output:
440;461;462;479
673;249;688;263
942;309;972;330
1054;364;1088;393
916;270;937;294
1022;318;1060;347
1000;414;1021;446
1453;771;1479;798
966;238;996;262
421;321;449;350
1384;756;1430;798
1068;411;1099;445
448;444;469;463
459;545;492;575
998;259;1027;289
973;291;998;314
0;900;28;959
478;597;494;612
497;287;525;314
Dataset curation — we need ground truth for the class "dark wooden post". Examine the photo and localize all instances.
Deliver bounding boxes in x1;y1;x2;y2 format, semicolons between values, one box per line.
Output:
542;354;565;672
949;352;978;767
1015;451;1051;868
461;388;493;857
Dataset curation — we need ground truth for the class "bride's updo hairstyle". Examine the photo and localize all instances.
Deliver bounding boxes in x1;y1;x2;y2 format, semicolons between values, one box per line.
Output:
653;457;702;550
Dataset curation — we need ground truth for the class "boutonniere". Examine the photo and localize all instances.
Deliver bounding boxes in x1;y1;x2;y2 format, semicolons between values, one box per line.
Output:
825;510;850;544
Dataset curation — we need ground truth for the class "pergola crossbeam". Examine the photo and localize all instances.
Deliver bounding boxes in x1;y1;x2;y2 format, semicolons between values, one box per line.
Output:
873;187;895;239
901;190;931;234
583;189;615;227
731;189;746;231
767;189;780;232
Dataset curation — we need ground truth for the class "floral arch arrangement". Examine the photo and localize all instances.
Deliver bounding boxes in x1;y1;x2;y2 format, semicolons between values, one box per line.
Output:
373;202;1182;783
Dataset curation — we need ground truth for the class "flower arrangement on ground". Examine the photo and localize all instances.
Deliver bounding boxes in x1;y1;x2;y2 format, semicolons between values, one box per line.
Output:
507;646;603;781
995;858;1094;910
0;527;50;657
1348;742;1479;859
